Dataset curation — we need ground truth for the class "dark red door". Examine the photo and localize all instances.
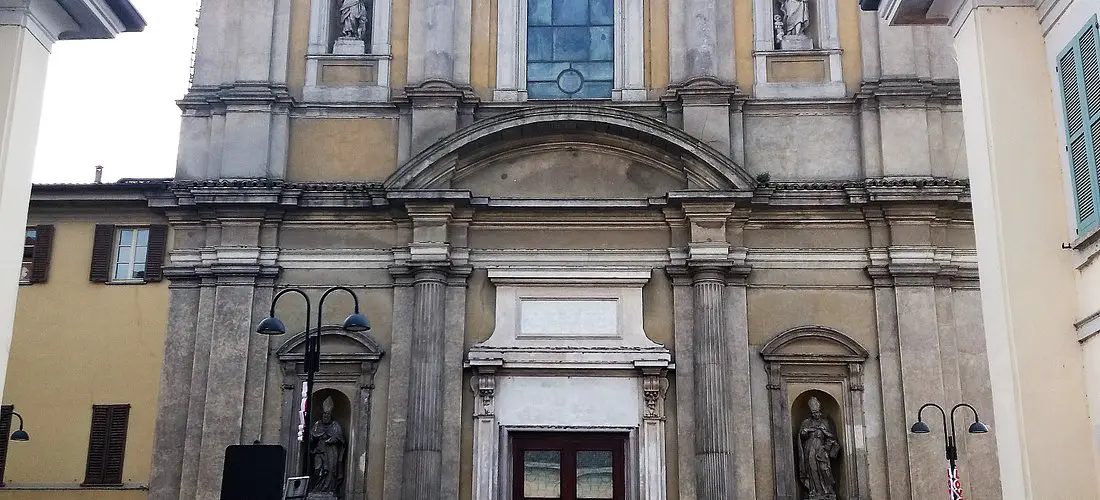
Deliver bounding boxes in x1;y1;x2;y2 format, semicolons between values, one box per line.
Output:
512;432;626;500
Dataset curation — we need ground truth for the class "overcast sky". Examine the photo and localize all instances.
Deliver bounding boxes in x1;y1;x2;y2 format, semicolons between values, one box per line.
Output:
31;0;199;184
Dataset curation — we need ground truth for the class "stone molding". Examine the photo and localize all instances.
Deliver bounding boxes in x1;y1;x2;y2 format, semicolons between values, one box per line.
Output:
383;105;758;190
176;83;295;115
0;0;144;49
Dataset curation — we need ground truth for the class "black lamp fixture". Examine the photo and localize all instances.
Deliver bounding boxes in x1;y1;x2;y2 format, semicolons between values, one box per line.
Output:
910;402;990;497
255;286;370;484
10;412;28;442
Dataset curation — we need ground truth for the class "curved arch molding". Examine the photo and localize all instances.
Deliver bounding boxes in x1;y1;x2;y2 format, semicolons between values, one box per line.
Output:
384;105;758;191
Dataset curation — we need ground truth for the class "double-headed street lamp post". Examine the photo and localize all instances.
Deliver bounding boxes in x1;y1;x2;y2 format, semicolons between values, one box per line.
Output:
910;402;990;498
256;286;371;482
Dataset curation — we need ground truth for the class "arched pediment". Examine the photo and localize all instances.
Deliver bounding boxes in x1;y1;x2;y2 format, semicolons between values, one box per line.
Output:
276;325;384;362
760;325;869;363
384;105;757;194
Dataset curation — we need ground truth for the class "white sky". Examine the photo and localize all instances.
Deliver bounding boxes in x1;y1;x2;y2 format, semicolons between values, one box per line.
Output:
31;0;199;184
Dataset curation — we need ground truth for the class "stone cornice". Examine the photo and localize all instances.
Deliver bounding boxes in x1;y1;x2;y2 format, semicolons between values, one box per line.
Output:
855;79;962;105
177;83;295;113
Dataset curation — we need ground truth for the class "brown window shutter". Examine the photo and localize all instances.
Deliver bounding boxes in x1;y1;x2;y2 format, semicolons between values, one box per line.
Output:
143;225;168;283
83;406;110;485
83;404;129;486
0;406;12;486
28;225;53;284
103;405;129;484
89;225;115;283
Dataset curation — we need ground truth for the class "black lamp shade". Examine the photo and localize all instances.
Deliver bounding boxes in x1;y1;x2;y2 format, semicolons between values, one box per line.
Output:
968;421;990;434
910;421;930;434
342;313;371;332
256;316;287;335
10;429;28;442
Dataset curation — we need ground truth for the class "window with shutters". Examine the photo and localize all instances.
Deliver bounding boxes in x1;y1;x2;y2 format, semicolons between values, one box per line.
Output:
89;224;167;284
0;406;12;487
19;226;53;285
1058;16;1100;235
82;404;129;486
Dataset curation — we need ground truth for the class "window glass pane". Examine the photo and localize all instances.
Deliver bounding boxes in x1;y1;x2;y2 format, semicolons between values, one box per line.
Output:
135;247;148;266
523;450;561;498
115;263;131;280
116;247;132;266
528;27;554;61
529;0;552;25
118;229;133;246
553;27;589;61
589;0;613;24
133;264;145;279
588;26;612;61
136;229;149;246
553;0;588;25
23;229;36;261
576;450;614;499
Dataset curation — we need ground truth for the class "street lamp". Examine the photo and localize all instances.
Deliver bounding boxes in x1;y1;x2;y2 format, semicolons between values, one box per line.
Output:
910;402;990;498
9;411;28;442
256;286;370;483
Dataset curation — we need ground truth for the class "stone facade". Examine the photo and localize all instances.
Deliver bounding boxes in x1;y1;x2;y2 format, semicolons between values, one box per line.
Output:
148;1;1001;499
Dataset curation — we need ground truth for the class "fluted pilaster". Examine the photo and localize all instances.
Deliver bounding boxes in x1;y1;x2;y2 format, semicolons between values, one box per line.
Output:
691;266;737;497
402;266;448;500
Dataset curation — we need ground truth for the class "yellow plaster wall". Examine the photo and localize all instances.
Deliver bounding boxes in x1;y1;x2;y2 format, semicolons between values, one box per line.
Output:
646;0;669;93
747;288;877;348
1;221;169;489
391;0;410;90
288;0;310;98
471;0;497;99
836;0;863;93
734;0;754;91
287;118;400;182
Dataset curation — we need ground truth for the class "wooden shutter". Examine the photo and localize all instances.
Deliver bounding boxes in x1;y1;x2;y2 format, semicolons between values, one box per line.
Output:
0;406;12;487
143;225;168;283
89;225;115;283
28;225;53;284
83;404;129;486
1059;17;1100;234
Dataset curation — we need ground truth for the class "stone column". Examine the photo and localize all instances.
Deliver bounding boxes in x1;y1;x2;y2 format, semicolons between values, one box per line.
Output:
691;265;737;498
402;265;448;500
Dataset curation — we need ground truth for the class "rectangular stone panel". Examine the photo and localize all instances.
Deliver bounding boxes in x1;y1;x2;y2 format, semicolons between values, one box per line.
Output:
518;299;620;337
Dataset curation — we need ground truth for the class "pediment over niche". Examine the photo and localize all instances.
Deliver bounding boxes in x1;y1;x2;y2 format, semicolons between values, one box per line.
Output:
384;105;757;196
276;325;384;363
760;325;869;364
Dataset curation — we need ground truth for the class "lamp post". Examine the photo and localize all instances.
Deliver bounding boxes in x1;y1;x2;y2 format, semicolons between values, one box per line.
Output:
255;286;371;483
9;411;28;442
910;402;990;499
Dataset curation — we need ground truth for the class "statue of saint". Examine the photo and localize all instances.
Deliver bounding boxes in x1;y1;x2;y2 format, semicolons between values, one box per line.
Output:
339;0;371;40
310;397;345;496
782;0;810;36
797;397;840;500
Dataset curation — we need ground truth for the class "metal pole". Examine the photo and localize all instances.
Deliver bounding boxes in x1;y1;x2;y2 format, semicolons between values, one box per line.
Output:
306;286;361;484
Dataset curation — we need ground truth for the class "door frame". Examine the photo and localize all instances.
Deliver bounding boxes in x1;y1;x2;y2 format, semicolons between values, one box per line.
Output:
500;426;639;500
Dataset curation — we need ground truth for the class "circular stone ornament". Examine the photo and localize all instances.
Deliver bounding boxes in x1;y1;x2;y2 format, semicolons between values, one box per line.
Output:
556;69;584;94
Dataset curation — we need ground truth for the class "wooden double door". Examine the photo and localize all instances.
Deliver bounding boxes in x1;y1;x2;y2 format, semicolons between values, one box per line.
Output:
512;432;627;500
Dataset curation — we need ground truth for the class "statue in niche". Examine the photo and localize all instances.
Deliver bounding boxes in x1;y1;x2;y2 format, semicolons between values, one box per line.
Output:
777;0;813;50
339;0;370;40
309;396;346;497
797;397;840;500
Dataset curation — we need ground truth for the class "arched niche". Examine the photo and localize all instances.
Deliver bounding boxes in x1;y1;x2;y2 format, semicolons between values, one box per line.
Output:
760;326;869;500
383;105;758;194
277;326;384;500
791;390;847;500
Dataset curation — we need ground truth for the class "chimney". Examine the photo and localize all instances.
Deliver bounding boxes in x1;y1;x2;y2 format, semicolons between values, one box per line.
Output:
94;165;103;184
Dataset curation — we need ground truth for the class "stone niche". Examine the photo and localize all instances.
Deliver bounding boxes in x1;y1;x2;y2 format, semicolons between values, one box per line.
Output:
277;327;384;500
760;325;869;500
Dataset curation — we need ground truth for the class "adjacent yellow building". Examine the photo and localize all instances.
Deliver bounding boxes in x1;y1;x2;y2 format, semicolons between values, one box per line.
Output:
0;181;169;499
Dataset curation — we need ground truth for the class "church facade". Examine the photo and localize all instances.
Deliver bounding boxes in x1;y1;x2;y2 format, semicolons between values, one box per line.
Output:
147;1;1001;499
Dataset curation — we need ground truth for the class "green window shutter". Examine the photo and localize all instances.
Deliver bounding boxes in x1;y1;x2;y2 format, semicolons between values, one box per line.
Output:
1059;16;1100;234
